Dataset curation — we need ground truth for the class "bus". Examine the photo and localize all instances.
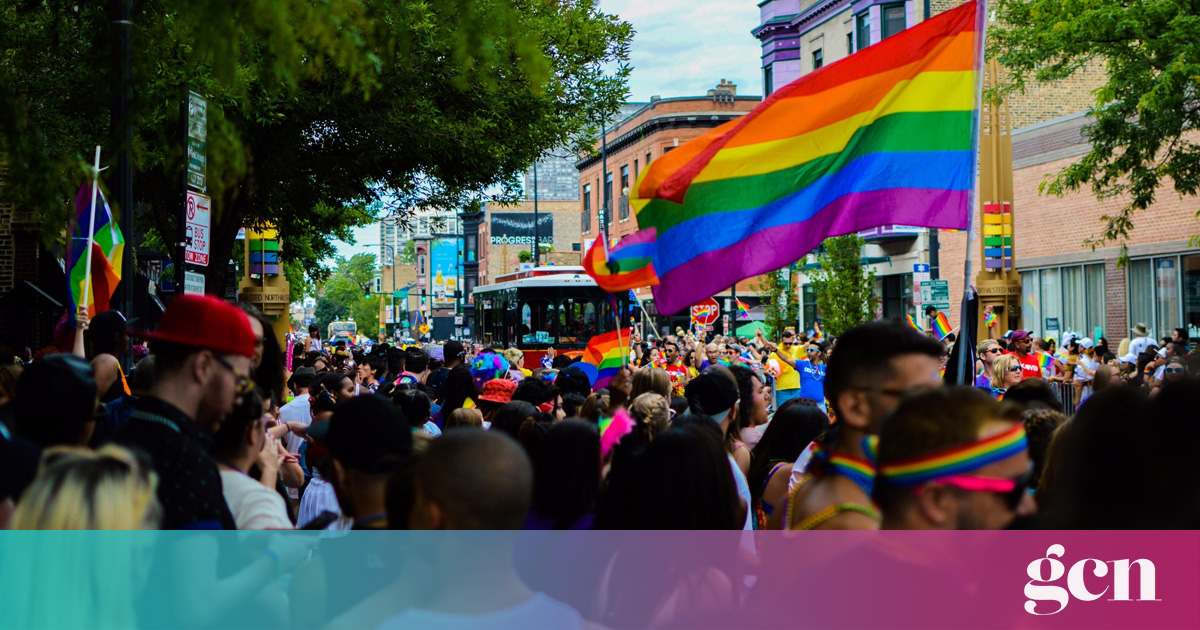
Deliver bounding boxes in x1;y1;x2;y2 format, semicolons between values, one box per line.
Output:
328;320;357;346
472;266;632;369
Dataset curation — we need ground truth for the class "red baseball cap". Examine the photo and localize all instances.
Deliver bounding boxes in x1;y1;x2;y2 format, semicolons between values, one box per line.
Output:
136;295;256;358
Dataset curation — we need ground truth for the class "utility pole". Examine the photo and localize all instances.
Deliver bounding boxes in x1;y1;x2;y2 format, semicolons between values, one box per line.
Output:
600;119;610;245
112;0;134;326
532;160;539;266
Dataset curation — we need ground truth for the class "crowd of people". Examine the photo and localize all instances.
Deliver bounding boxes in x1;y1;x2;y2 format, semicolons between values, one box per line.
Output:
0;294;1197;625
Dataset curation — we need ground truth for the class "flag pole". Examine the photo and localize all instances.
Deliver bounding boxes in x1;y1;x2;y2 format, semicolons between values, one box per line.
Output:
82;145;103;317
956;0;989;385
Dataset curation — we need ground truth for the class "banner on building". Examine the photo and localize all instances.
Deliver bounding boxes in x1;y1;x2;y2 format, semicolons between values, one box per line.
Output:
489;213;554;246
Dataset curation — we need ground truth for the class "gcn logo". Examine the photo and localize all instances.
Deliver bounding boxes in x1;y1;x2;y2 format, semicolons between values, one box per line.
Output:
1025;544;1159;615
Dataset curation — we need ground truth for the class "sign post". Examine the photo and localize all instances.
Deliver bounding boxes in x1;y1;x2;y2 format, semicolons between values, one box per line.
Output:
913;263;931;310
177;89;207;298
184;271;205;295
920;279;950;313
184;191;211;266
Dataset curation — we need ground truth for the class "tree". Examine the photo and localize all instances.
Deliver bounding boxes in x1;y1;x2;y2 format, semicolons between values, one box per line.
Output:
1;0;633;294
314;253;377;333
991;0;1200;250
810;235;877;338
398;240;416;265
751;269;799;339
517;250;533;263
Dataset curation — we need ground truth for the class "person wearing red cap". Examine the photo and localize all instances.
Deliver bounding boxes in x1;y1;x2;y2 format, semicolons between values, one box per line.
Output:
1007;330;1042;381
110;295;257;530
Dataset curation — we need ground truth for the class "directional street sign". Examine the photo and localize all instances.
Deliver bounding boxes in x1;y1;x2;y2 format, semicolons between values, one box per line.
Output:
187;91;207;191
920;279;950;312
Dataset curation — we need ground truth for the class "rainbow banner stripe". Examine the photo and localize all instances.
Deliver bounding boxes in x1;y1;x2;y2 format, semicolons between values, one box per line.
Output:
932;311;953;339
67;185;124;321
879;423;1028;486
582;327;632;390
583;229;659;292
907;314;924;332
624;2;983;314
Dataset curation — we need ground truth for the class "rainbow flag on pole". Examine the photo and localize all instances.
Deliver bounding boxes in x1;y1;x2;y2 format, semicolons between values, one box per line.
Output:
907;314;924;332
932;311;953;339
584;229;659;292
581;327;632;390
67;184;124;321
620;1;983;315
735;299;751;320
1035;351;1054;373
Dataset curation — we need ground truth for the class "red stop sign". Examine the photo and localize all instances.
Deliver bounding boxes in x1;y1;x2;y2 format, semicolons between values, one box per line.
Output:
691;298;720;326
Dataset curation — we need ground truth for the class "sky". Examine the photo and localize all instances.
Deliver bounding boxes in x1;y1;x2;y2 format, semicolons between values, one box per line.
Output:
330;0;764;264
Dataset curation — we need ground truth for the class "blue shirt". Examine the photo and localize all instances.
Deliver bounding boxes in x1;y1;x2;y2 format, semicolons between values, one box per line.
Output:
798;361;826;403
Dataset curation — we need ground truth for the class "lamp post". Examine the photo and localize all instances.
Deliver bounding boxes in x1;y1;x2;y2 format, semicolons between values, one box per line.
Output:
533;160;539;266
600;118;610;245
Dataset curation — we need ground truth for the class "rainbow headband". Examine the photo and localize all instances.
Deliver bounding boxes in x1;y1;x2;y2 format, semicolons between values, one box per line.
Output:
878;424;1028;486
811;441;877;495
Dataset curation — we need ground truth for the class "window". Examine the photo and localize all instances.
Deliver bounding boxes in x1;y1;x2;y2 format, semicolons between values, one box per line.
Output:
856;12;870;51
620;165;629;192
880;274;913;320
582;184;591;234
646;151;652;166
801;284;821;329
1156;258;1180;335
464;234;477;263
812;48;823;69
1186;255;1200;342
634;158;639;178
764;64;774;96
418;254;426;276
847;32;854;55
519;298;555;345
558;298;597;343
603;172;613;226
1129;259;1154;336
663;146;675;153
1021;264;1107;338
882;3;906;40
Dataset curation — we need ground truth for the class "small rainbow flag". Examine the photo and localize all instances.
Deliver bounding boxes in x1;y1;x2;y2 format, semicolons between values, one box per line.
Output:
582;327;632;390
583;229;659;292
932;311;952;339
1035;351;1053;373
907;314;924;332
984;311;998;328
463;397;477;409
67;184;124;321
735;299;751;320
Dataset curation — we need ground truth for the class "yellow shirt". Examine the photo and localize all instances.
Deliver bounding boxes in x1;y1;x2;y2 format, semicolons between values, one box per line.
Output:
771;346;802;390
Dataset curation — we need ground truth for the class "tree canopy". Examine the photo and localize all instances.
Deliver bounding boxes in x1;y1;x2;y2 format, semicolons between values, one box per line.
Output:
314;253;379;335
991;0;1200;248
1;0;632;294
810;235;877;338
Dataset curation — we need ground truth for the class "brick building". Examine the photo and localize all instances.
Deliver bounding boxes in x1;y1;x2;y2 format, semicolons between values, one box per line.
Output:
576;81;770;328
756;0;1198;341
477;199;582;287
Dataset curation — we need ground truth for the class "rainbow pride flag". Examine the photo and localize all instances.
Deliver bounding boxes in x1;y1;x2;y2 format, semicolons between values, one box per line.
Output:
735;299;751;320
582;327;632;390
583;229;659;292
623;1;983;314
1035;351;1054;373
932;311;953;339
907;314;924;332
67;184;124;321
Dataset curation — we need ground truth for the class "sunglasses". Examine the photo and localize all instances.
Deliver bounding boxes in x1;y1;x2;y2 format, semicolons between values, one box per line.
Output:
918;470;1033;510
1164;367;1186;374
986;348;1003;355
212;353;255;395
1007;365;1023;373
806;347;820;353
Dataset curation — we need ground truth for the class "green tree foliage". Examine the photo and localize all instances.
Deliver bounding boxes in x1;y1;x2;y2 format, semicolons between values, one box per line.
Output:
991;0;1200;249
398;239;416;265
0;0;632;292
517;250;533;263
810;235;877;338
751;270;799;339
314;253;376;333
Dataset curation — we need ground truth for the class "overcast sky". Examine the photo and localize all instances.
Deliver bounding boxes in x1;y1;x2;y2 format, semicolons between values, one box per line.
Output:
331;0;763;264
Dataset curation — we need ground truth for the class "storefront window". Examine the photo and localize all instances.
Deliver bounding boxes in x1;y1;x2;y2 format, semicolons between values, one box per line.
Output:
1156;258;1180;335
1184;254;1200;343
1128;259;1154;337
1084;264;1105;337
1040;268;1062;336
881;274;913;321
1060;266;1084;334
1021;270;1041;337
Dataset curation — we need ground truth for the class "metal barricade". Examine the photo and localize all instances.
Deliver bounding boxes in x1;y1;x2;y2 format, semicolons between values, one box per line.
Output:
1055;381;1076;415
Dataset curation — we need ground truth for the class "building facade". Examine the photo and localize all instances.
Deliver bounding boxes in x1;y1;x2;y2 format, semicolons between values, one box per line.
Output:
523;152;580;202
576;81;769;326
477;199;583;287
757;0;1199;341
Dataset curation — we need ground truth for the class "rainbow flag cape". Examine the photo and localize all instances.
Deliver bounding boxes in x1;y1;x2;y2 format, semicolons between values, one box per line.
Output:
932;311;952;339
583;229;659;292
735;299;751;320
907;314;924;332
581;327;632;390
622;1;983;315
67;185;124;321
984;311;998;328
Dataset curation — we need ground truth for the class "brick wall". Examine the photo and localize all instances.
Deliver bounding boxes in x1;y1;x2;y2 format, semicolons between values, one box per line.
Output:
1104;258;1128;340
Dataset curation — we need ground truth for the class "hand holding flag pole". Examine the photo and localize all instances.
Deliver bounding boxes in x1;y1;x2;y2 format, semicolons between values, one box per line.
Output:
73;146;102;358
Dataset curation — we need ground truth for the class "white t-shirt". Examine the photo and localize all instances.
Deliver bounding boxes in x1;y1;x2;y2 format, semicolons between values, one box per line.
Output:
220;470;292;530
740;425;765;450
1129;336;1153;359
377;593;582;630
727;454;753;531
280;393;311;455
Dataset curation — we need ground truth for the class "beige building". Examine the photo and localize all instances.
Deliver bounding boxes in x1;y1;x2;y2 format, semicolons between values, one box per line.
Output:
478;199;581;286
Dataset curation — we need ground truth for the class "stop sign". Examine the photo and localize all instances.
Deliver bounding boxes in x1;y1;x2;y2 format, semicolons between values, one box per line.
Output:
691;298;720;326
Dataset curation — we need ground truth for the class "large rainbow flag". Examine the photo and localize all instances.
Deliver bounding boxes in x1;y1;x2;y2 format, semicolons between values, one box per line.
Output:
67;184;124;321
581;327;632;390
614;1;983;314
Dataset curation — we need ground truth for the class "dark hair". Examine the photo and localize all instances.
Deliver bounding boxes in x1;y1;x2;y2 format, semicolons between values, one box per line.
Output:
531;419;600;529
365;355;385;380
386;348;406;376
151;339;204;375
663;340;679;352
393;388;432;429
212;388;265;460
825;321;943;433
491;400;539;442
560;392;587;418
551;354;574;370
748;400;828;512
874;388;1022;517
512;377;554;407
1174;327;1189;342
669;395;689;417
316;372;351;402
13;354;99;448
405;347;429;374
413;431;532;529
291;371;316;391
440;364;478;418
238;303;285;403
1022;408;1066;489
127;355;156;392
728;365;761;435
1002;378;1061;412
596;423;741;529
